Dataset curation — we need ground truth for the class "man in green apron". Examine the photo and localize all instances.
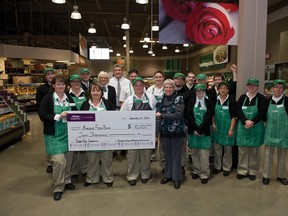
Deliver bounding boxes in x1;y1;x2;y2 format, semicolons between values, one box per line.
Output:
121;77;157;186
68;74;88;177
187;84;214;184
262;79;288;185
236;78;267;180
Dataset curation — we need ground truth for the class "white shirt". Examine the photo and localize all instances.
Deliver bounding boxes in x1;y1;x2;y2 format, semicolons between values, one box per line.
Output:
272;95;284;103
217;94;229;105
195;97;205;108
146;84;164;98
53;92;69;121
119;83;134;102
109;76;130;107
121;93;157;111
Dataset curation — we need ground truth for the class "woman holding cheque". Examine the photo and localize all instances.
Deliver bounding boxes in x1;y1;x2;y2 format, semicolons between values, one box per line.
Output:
156;79;186;189
39;75;75;201
80;82;115;187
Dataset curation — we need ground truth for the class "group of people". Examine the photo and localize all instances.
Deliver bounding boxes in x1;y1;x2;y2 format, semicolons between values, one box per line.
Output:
36;64;288;201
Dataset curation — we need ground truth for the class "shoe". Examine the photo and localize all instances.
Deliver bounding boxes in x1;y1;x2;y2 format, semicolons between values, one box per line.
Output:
162;168;165;174
128;180;137;186
46;165;53;173
105;182;113;187
213;169;221;174
53;192;62;201
201;179;208;184
192;174;199;179
65;183;76;190
174;181;181;189
83;182;92;187
160;177;172;184
141;178;149;184
277;177;288;185
248;175;256;181
182;166;186;175
262;177;270;185
236;174;247;180
223;171;230;177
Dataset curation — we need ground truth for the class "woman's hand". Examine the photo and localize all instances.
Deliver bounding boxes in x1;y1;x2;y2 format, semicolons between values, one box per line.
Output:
194;131;201;136
60;111;67;119
244;120;254;129
212;123;217;132
228;129;234;137
156;112;161;118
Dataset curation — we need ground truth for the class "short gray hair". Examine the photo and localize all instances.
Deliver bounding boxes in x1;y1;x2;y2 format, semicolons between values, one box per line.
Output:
163;79;175;89
98;71;109;80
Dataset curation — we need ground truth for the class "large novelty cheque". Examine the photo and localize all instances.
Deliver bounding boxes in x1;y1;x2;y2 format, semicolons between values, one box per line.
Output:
67;110;156;151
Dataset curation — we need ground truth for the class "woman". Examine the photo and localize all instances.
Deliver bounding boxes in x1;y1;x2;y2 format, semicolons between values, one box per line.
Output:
187;84;213;184
80;82;115;187
236;78;266;181
212;81;237;177
262;79;288;185
68;74;88;177
156;79;186;189
121;77;157;186
39;75;75;201
146;71;165;162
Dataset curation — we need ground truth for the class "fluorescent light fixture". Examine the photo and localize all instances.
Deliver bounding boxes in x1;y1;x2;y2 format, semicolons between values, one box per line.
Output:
143;43;148;48
52;0;66;4
136;0;149;4
162;45;167;50
71;5;81;19
152;20;159;31
183;44;189;47
123;44;126;48
129;48;134;53
144;33;150;42
151;53;155;56
148;49;153;54
121;18;130;30
88;23;96;33
175;47;180;53
116;52;121;56
122;35;126;40
109;48;113;52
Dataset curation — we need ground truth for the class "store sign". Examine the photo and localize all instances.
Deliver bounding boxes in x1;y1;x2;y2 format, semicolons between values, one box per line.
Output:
199;49;226;71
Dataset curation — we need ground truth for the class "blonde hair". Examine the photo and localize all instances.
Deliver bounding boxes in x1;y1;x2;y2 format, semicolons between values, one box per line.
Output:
98;71;109;80
163;79;175;89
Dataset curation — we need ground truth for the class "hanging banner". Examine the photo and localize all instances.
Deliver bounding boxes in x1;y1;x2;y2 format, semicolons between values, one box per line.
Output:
159;1;239;45
67;110;156;151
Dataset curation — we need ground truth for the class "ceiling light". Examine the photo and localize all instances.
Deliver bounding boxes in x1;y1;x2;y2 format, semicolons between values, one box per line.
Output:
143;43;148;48
144;33;150;42
71;5;81;19
152;20;159;31
148;49;153;55
151;53;155;56
175;47;180;53
136;0;149;4
121;18;130;30
116;52;121;56
88;23;96;33
109;48;113;52
123;44;126;48
52;0;66;4
183;44;189;47
162;45;167;50
129;48;134;53
122;35;126;40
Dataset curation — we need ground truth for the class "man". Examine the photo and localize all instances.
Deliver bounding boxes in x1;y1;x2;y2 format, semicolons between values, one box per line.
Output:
98;71;116;108
184;72;196;93
119;69;139;107
121;77;157;186
36;68;55;173
109;64;130;109
262;79;288;185
196;73;217;106
80;68;91;92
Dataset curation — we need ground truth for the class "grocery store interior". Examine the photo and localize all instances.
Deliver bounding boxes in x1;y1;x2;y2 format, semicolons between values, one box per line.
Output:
1;0;288;215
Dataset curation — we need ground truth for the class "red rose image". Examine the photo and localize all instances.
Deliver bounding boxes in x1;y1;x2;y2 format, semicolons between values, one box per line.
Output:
185;3;235;45
161;0;195;22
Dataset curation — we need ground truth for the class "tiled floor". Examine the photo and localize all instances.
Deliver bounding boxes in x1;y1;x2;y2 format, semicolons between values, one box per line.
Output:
0;112;287;216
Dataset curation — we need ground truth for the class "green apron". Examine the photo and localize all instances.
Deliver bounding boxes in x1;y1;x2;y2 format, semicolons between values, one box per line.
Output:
89;100;107;152
264;98;288;148
236;97;264;147
71;94;86;110
188;104;211;149
213;100;235;146
152;87;164;102
44;96;71;155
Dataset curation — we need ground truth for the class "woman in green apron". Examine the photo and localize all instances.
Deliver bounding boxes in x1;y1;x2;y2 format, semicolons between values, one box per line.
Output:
262;79;288;185
146;71;165;162
80;82;115;187
187;84;214;184
39;75;74;201
212;81;237;177
121;77;157;186
236;78;267;181
68;74;88;177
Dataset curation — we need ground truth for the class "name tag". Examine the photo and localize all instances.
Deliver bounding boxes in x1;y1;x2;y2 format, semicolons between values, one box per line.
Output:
70;103;76;106
200;107;207;111
97;108;105;111
79;97;85;100
242;106;247;110
277;104;284;108
142;100;148;103
222;106;229;110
